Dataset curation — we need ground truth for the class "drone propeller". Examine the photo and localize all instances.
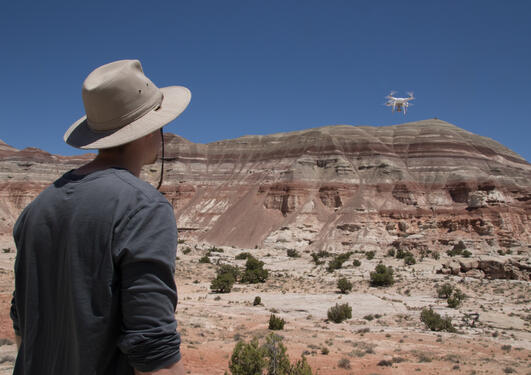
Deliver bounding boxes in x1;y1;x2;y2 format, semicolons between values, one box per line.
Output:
407;91;414;98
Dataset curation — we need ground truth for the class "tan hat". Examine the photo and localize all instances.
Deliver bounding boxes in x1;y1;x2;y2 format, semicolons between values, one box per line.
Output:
64;59;191;149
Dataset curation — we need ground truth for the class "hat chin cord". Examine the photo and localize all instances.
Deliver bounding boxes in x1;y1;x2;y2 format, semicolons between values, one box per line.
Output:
156;128;164;190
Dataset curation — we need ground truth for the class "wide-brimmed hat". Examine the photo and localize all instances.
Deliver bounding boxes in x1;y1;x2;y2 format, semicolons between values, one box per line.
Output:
64;59;191;149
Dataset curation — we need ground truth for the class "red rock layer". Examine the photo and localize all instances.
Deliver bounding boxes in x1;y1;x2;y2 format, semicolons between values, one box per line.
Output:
1;119;530;253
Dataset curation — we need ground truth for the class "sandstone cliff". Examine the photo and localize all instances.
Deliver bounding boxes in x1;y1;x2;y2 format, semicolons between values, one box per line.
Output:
1;119;530;255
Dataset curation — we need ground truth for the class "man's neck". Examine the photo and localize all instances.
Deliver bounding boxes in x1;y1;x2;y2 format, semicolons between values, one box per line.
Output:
75;149;143;177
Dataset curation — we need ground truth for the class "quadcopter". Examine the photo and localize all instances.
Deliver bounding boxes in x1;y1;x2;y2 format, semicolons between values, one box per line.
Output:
385;91;414;114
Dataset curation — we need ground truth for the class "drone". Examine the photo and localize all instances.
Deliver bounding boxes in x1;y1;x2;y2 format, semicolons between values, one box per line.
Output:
385;91;414;114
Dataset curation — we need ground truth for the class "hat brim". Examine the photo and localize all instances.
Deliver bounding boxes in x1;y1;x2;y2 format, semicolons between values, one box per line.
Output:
64;86;191;149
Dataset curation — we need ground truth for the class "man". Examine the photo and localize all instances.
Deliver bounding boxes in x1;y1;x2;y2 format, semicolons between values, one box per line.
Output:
10;60;190;375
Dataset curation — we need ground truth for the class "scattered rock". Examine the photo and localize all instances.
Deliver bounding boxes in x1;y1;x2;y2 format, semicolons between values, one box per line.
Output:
438;257;530;281
459;258;479;272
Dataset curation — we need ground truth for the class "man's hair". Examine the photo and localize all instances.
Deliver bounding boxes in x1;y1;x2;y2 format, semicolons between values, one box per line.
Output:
100;144;127;154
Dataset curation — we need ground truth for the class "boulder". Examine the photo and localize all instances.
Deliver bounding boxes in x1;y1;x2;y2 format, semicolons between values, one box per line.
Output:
465;269;485;279
459;258;479;272
477;258;530;281
447;260;461;275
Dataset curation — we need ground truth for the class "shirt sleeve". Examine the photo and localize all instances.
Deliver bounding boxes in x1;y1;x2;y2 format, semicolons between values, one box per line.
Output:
10;290;20;336
11;206;28;338
113;200;181;372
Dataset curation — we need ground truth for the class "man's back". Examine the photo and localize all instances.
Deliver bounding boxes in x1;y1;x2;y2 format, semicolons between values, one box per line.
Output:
11;167;181;374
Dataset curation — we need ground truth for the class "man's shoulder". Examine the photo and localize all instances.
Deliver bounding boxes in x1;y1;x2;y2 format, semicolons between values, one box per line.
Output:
37;167;169;212
108;168;166;203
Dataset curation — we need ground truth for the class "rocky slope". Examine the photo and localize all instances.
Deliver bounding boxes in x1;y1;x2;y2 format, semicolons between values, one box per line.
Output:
1;119;530;258
153;119;531;258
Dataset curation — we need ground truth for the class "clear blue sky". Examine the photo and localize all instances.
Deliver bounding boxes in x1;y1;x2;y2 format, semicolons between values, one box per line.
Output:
1;1;530;162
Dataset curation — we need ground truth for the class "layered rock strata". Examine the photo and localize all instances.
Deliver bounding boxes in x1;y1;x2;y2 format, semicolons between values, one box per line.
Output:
1;119;530;256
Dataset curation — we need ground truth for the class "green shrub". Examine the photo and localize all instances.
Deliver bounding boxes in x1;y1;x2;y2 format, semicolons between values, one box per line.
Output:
447;240;467;257
262;334;290;374
217;264;241;280
287;249;300;258
396;248;414;259
462;250;472;258
337;358;351;369
209;246;224;253
420;308;456;332
182;247;192;255
240;255;268;283
253;296;262;306
447;289;465;308
337;277;353;294
290;355;314;375
370;264;394;287
326;252;353;272
404;254;416;265
432;251;440;260
447;249;459;256
310;253;324;265
327;303;352;323
366;250;375;260
235;252;251;260
387;248;396;257
352;259;361;267
228;338;266;375
210;272;235;293
241;269;268;284
310;250;331;265
454;240;466;251
268;314;286;331
436;283;454;299
199;255;211;263
327;259;343;272
211;264;241;293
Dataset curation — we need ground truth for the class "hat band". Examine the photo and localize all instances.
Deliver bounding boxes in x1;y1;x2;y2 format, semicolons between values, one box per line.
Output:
87;90;164;132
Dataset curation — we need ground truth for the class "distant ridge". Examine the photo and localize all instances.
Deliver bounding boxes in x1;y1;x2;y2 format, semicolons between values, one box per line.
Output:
1;119;530;252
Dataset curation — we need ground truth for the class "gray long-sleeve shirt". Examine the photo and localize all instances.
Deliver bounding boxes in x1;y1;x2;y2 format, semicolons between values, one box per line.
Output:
11;167;181;374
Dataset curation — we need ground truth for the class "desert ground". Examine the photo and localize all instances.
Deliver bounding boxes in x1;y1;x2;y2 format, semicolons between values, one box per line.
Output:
0;235;529;375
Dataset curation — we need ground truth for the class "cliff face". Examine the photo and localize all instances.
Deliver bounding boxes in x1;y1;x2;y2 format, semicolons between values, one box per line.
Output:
1;119;530;254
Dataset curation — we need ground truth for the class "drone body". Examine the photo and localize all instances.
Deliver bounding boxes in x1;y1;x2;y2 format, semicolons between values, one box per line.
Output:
386;91;414;114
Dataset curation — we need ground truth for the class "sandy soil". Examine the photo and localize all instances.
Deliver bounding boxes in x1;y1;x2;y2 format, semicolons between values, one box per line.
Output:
0;237;529;374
